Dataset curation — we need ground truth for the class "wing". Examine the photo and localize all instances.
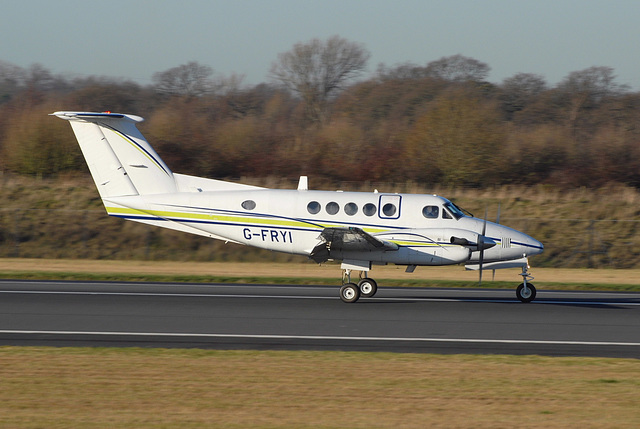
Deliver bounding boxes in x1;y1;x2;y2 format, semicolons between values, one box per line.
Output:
310;227;398;263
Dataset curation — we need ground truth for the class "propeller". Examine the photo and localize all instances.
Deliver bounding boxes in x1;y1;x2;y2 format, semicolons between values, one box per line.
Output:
478;209;487;286
492;203;501;281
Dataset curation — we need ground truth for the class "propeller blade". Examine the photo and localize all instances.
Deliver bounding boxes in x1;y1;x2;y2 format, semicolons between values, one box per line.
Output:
493;204;500;282
478;209;488;286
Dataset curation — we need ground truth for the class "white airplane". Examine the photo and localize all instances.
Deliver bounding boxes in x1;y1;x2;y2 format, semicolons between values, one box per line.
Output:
52;111;544;303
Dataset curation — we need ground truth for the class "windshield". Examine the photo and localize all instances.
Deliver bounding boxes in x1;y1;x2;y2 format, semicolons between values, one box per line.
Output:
443;202;465;220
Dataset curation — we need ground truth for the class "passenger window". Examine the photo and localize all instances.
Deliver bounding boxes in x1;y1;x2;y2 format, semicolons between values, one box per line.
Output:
378;195;401;219
307;201;320;214
422;205;439;219
326;201;339;215
382;203;397;217
344;202;358;216
241;200;256;210
363;203;376;217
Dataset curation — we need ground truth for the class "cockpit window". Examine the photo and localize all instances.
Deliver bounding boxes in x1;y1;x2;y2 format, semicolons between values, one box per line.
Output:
443;202;464;220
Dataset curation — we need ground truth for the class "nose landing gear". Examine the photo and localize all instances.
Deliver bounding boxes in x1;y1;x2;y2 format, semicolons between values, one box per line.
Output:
516;265;537;303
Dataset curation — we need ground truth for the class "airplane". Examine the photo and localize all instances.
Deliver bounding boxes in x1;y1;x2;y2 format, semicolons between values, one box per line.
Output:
52;111;544;303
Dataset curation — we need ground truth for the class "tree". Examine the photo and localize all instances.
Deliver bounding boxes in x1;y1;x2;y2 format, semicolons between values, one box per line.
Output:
375;62;429;81
270;35;370;124
557;66;629;142
0;60;26;103
500;73;548;119
424;54;490;82
152;62;214;98
404;89;506;185
67;79;146;113
1;106;82;176
558;66;628;102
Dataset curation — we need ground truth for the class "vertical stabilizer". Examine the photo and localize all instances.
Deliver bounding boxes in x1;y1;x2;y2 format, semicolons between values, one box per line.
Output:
52;112;176;197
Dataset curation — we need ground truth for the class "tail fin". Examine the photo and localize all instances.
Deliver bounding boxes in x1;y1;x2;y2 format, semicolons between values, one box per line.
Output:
51;111;176;197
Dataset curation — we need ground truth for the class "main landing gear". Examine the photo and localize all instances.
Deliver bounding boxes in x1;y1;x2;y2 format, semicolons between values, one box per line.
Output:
515;264;537;303
339;269;378;303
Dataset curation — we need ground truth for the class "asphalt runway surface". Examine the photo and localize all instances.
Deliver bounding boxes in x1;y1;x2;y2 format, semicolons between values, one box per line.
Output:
0;280;639;358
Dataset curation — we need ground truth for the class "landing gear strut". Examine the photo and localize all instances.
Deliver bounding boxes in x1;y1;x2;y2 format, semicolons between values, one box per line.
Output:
516;264;537;303
340;268;378;303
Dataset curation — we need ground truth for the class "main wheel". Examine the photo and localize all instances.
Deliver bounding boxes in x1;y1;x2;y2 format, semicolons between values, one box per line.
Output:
516;283;537;303
340;283;360;303
358;278;378;298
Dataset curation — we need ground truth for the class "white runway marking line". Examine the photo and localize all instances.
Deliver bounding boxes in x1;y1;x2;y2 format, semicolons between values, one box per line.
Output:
0;290;334;300
1;330;639;347
1;289;640;305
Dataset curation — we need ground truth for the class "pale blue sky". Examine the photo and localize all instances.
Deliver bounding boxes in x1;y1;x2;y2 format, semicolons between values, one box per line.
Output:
2;0;639;88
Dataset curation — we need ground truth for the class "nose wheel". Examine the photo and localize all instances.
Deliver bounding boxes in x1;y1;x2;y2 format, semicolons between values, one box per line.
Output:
516;265;536;303
516;282;536;303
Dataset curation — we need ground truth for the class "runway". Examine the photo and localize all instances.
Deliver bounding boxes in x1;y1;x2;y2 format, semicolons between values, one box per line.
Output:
1;280;639;358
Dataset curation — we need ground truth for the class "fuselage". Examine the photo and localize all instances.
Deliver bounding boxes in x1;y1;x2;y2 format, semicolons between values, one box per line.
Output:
106;188;544;267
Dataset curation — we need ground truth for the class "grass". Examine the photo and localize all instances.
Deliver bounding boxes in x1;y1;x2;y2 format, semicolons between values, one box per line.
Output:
2;270;640;292
0;347;639;428
1;258;639;291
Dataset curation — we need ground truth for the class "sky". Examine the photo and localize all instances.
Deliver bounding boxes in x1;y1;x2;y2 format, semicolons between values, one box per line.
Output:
2;0;639;89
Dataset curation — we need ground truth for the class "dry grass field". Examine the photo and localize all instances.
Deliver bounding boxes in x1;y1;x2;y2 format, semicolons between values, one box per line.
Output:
1;347;639;429
0;258;638;288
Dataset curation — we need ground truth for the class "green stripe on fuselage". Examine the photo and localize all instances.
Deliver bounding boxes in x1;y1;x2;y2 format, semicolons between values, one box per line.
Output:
105;206;391;234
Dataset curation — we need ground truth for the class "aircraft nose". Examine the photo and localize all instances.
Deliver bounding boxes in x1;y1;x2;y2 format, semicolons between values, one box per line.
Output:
521;233;544;257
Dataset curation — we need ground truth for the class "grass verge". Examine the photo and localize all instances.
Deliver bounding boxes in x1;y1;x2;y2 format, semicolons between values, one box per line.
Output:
2;269;640;292
1;347;639;429
0;258;639;292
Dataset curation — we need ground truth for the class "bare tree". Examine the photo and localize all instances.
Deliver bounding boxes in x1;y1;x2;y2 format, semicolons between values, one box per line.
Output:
557;66;630;139
375;62;429;81
424;54;490;82
270;35;370;124
501;73;548;117
558;66;628;102
152;61;214;98
0;60;25;103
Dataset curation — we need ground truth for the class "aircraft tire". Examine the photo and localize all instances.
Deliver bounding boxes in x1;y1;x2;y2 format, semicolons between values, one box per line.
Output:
358;278;378;298
340;283;360;303
516;283;537;303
